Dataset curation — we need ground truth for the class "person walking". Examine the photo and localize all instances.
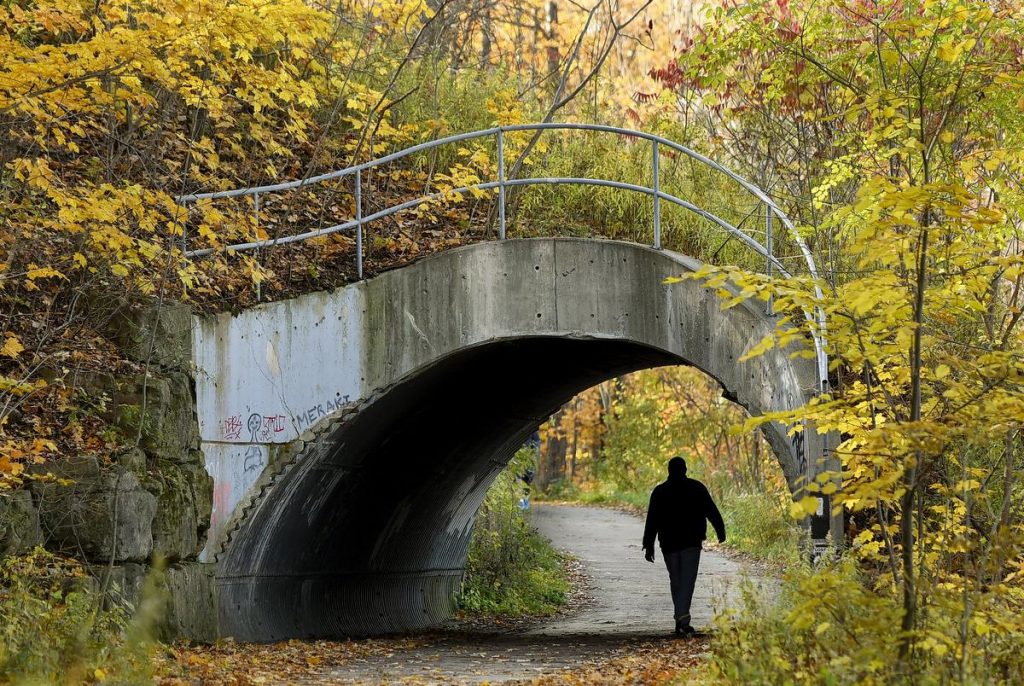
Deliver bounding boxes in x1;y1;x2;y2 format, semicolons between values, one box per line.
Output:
642;456;726;636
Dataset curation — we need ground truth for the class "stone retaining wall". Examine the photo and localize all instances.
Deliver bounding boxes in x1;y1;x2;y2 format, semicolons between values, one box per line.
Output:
0;299;218;641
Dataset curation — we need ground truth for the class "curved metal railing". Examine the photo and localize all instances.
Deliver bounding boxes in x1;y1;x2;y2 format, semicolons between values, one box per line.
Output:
176;123;828;391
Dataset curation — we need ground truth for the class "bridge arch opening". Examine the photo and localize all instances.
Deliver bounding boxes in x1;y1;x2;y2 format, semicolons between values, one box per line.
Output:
193;238;834;641
217;336;792;641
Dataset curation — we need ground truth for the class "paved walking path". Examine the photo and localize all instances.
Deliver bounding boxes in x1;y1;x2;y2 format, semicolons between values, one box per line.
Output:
318;503;772;684
526;504;754;636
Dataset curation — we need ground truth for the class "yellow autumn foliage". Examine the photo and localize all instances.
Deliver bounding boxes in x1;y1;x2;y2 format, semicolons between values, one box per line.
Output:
667;0;1024;681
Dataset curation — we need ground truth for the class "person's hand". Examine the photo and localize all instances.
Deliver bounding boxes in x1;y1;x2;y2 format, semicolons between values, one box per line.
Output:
644;546;655;563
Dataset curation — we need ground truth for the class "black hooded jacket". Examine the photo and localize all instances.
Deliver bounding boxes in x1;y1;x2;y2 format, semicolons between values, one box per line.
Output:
642;475;726;553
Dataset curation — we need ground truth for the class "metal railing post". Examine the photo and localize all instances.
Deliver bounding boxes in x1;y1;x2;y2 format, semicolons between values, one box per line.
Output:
254;192;261;302
178;200;188;255
652;140;661;250
356;169;363;279
497;129;506;240
766;204;774;316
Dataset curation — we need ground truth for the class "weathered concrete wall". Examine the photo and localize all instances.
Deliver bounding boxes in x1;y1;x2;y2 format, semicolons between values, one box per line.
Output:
193;238;830;641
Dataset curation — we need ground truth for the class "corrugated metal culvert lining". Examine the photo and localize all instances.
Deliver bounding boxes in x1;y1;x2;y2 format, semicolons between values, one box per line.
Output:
216;338;680;641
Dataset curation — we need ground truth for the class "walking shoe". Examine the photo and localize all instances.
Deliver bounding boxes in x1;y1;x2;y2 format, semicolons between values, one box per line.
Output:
674;618;695;637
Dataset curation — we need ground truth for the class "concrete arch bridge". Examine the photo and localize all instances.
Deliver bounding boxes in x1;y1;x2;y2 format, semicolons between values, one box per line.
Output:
180;125;838;641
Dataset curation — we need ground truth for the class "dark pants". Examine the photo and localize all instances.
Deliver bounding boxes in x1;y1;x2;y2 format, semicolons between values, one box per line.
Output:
663;546;701;624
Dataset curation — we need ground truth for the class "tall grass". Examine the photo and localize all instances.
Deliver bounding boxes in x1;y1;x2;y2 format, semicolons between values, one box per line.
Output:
458;448;569;617
511;125;769;272
383;72;800;275
713;488;801;565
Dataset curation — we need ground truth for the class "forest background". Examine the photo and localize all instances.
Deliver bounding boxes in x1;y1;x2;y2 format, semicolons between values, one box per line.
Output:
1;0;1023;683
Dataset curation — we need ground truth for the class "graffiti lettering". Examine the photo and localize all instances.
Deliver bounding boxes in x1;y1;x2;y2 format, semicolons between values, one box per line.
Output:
218;395;351;441
260;414;286;441
221;415;243;440
293;393;351;430
240;412;288;442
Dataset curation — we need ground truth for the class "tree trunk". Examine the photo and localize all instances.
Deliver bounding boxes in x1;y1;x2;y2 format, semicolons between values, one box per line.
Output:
545;1;560;76
751;430;761;491
480;4;492;65
538;407;568;490
569;397;580;481
899;146;931;660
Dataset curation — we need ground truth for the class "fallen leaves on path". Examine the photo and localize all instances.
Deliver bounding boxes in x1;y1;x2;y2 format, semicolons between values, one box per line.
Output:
528;636;711;686
156;636;426;685
156;633;710;685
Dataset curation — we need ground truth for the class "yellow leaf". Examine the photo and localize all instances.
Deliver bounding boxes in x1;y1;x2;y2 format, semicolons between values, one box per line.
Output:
94;668;106;680
937;43;961;63
25;265;65;281
0;457;24;476
789;496;819;519
1;335;24;359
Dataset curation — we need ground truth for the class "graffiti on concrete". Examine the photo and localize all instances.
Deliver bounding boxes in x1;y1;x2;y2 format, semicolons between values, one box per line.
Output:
218;412;288;442
793;423;807;480
243;446;264;473
218;404;345;443
292;393;351;431
249;412;286;442
247;413;262;440
264;414;286;438
221;415;243;440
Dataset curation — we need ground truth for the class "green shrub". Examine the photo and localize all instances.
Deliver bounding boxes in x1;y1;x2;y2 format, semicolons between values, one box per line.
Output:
0;549;157;685
458;448;569;617
714;488;801;565
702;556;1024;685
570;483;650;512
